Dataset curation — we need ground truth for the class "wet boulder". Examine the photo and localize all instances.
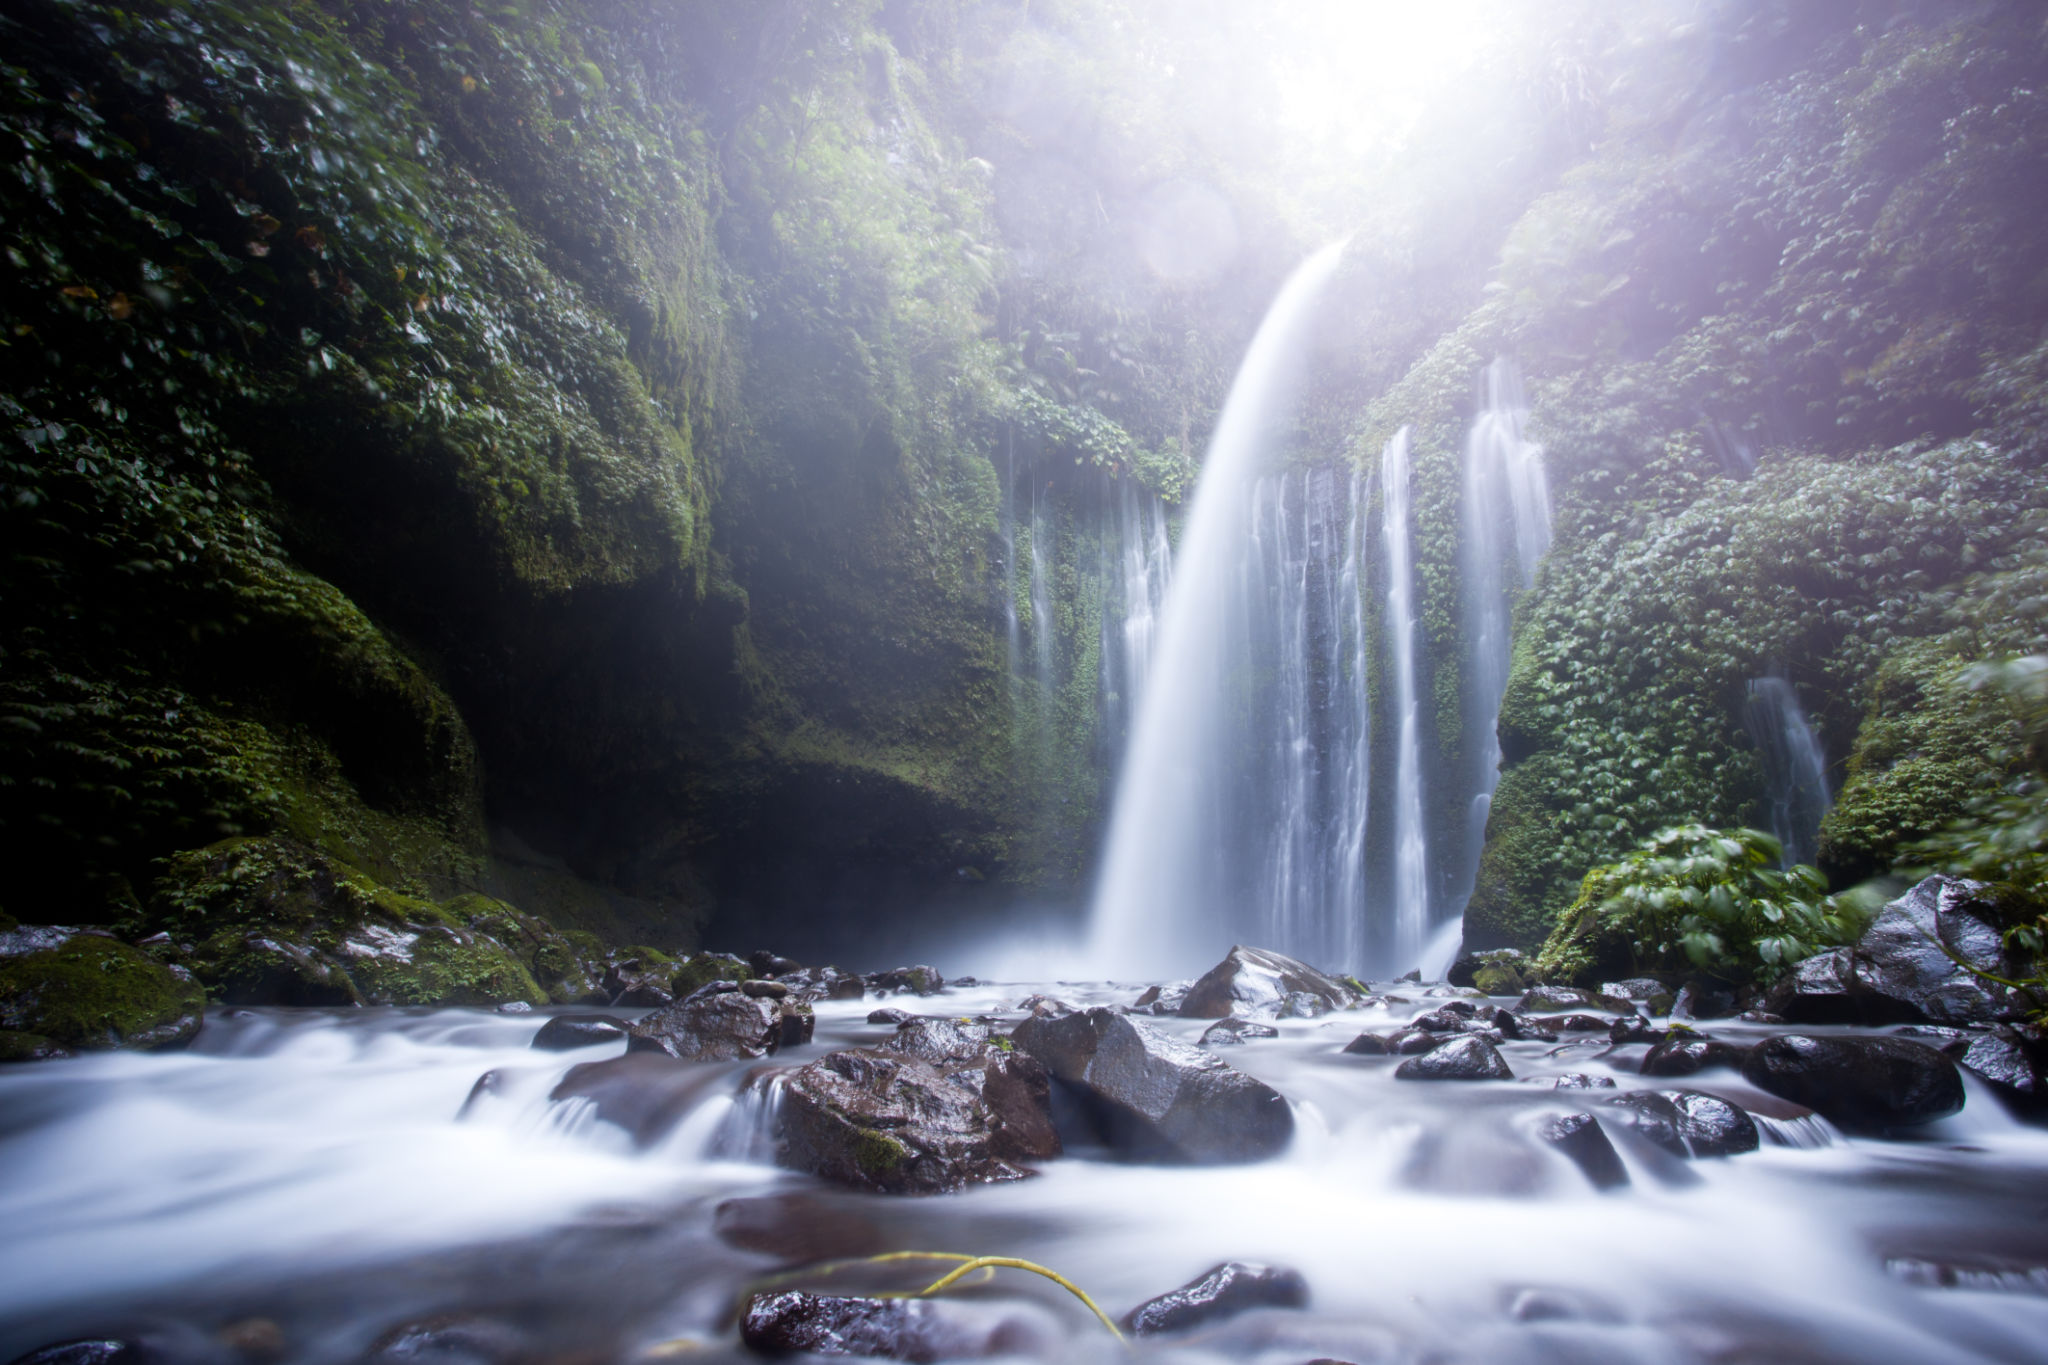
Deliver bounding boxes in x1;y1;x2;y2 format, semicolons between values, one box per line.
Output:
882;1016;995;1065
1121;1262;1309;1336
1202;1018;1279;1046
1763;949;1861;1024
1537;1112;1629;1190
626;989;810;1062
5;1343;151;1365
549;1053;732;1146
0;932;204;1052
1640;1032;1750;1077
1394;1034;1512;1081
1015;994;1075;1018
1543;1073;1618;1089
779;965;866;1002
1450;948;1535;996
1012;1006;1293;1162
750;950;804;978
1670;981;1738;1021
1741;1034;1965;1131
1606;1089;1759;1157
1178;946;1359;1020
1849;876;2014;1024
866;965;946;996
740;1291;1015;1362
530;1014;627;1051
778;1047;1043;1193
1531;1013;1614;1034
0;1030;75;1063
868;1007;915;1025
1952;1026;2045;1102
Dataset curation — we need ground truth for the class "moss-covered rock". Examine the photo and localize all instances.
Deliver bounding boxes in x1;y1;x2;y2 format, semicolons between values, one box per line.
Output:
672;953;752;995
0;1030;73;1063
0;934;204;1051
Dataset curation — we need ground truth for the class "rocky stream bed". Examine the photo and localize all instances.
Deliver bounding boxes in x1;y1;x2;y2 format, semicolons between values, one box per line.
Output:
4;882;2048;1364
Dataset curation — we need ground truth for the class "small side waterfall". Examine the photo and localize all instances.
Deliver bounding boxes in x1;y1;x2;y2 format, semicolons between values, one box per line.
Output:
1745;675;1832;867
1454;358;1553;919
1379;427;1429;970
1089;242;1348;979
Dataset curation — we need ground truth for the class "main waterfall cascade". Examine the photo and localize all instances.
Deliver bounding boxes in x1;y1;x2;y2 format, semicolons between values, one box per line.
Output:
1089;316;1560;977
1089;242;1351;979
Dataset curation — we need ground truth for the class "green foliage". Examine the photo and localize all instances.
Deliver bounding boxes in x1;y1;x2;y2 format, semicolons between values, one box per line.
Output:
1536;825;1862;988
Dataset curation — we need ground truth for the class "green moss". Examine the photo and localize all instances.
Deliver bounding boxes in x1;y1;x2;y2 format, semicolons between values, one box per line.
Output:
853;1127;909;1177
673;953;751;995
0;1030;71;1063
0;936;204;1050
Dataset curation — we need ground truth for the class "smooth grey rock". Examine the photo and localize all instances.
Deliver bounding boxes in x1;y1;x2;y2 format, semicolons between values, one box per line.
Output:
1178;946;1359;1019
1202;1018;1279;1046
626;990;804;1061
1012;1007;1293;1162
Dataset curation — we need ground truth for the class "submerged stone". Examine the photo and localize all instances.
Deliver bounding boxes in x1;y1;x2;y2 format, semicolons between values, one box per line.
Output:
1640;1032;1750;1077
1121;1261;1309;1336
1538;1111;1630;1190
1202;1018;1279;1046
548;1053;730;1147
530;1014;627;1051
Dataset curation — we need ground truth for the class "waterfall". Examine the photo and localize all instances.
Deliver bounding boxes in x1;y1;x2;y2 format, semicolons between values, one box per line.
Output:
1379;426;1429;970
1744;675;1832;868
1097;479;1174;782
1453;357;1553;926
1089;242;1348;979
1027;489;1055;702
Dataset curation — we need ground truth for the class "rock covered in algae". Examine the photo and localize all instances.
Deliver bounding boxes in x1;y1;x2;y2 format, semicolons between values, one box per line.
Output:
0;929;204;1053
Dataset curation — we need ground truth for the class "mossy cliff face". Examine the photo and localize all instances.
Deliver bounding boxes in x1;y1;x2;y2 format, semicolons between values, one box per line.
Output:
1404;6;2048;949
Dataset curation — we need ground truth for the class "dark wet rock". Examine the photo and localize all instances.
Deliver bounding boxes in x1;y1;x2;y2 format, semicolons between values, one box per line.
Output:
1437;999;1480;1017
1742;1033;1965;1131
0;1029;75;1063
1670;981;1737;1021
1394;1035;1512;1081
868;1008;915;1025
1178;946;1359;1020
1487;1008;1555;1042
1390;1029;1444;1055
1603;977;1676;1015
364;1315;525;1365
457;1067;508;1118
1121;1261;1310;1336
1340;1031;1395;1055
1605;1089;1751;1158
1397;968;1422;983
950;976;980;988
742;978;790;1000
1516;985;1633;1015
1202;1018;1279;1046
671;952;752;997
1544;1073;1618;1089
1012;1006;1293;1162
1127;981;1192;1016
626;990;807;1062
1538;1111;1629;1190
1015;995;1074;1018
776;966;866;1002
778;1047;1043;1193
1956;1026;2045;1100
0;935;205;1052
602;958;674;1009
713;1192;884;1263
866;966;945;996
1640;1032;1751;1077
1767;877;2018;1027
883;1016;995;1065
495;1000;532;1014
1740;1010;1787;1024
1608;1016;1661;1044
751;951;804;978
550;1053;730;1146
6;1343;149;1365
530;1014;627;1051
1764;948;1860;1024
740;1291;972;1362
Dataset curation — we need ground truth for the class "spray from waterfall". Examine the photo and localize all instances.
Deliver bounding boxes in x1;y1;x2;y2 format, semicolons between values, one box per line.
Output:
1089;242;1348;979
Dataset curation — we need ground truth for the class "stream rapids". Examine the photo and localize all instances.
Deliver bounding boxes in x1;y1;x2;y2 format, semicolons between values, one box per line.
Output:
4;984;2047;1365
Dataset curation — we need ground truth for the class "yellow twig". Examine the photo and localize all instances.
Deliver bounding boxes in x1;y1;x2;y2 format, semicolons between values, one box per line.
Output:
913;1256;1127;1344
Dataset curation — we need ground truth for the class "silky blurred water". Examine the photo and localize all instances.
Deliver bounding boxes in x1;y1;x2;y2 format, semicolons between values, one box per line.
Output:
3;985;2047;1364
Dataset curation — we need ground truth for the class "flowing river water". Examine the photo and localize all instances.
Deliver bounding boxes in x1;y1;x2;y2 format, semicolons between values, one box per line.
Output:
4;987;2048;1364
